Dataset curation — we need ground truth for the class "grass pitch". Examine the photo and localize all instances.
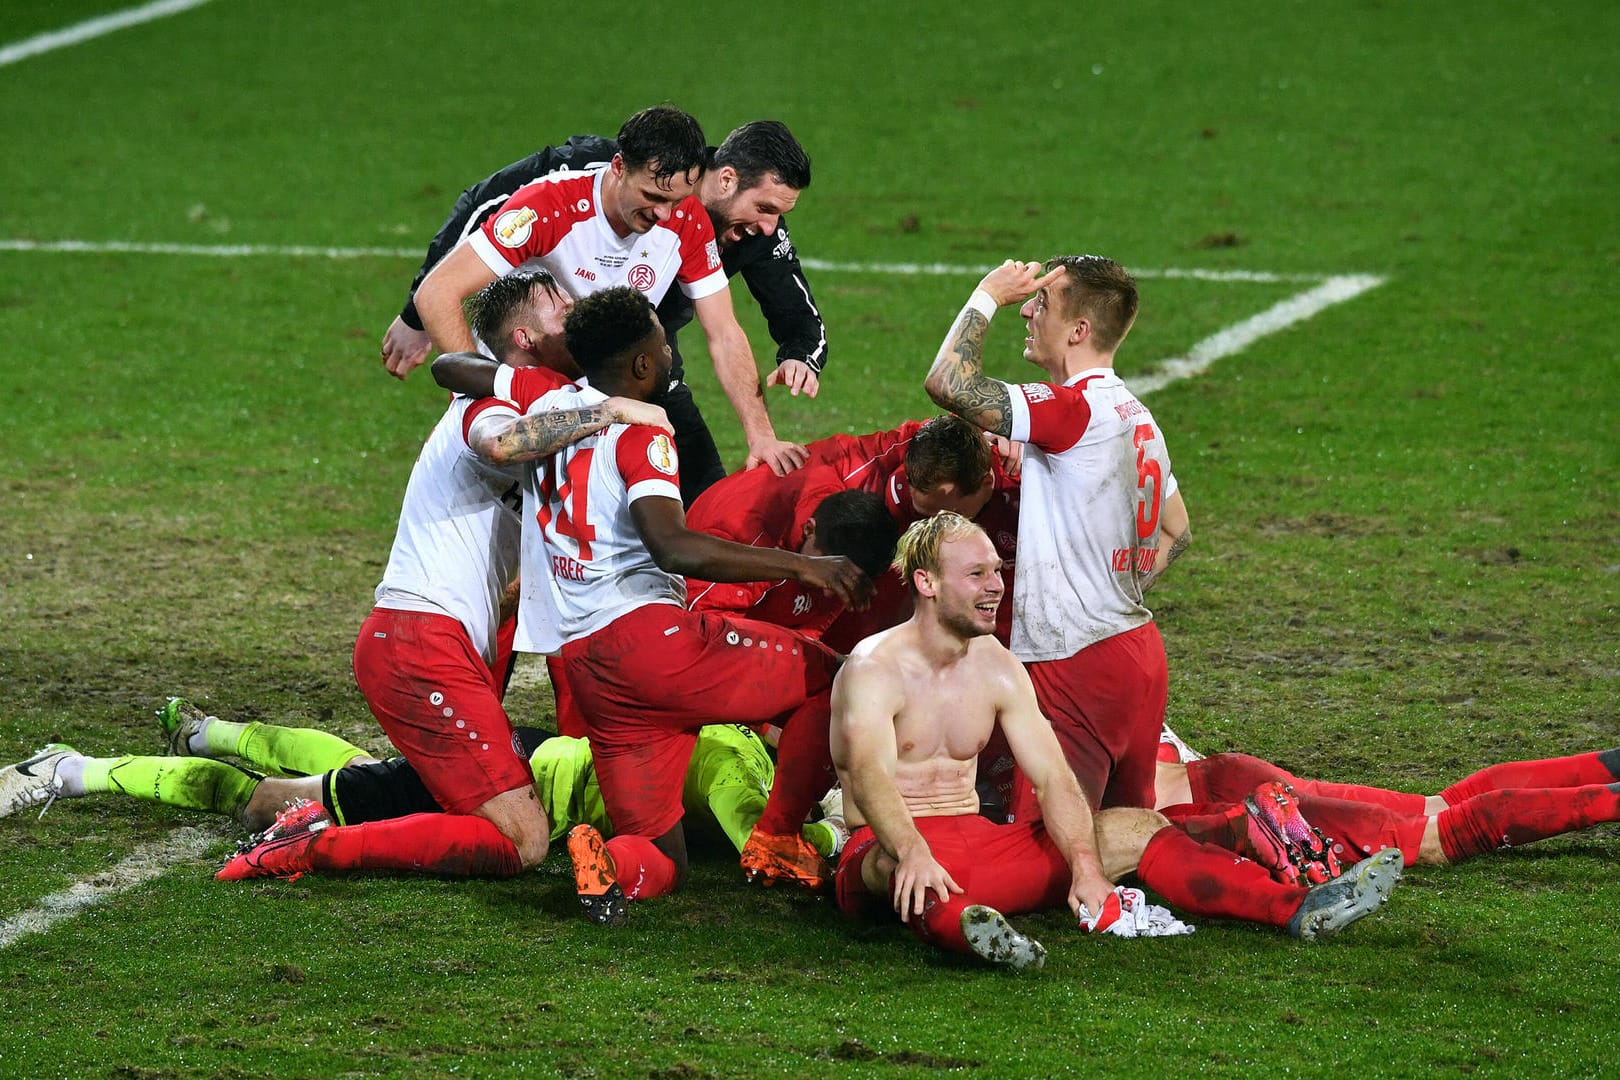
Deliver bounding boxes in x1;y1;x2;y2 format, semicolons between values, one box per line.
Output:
1;2;1617;1076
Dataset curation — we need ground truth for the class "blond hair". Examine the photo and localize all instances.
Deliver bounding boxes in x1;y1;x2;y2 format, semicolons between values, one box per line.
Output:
893;511;985;594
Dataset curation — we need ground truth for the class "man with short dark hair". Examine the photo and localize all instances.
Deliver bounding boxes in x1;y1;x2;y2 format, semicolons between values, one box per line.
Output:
924;257;1192;818
506;286;870;924
214;273;668;884
387;113;825;501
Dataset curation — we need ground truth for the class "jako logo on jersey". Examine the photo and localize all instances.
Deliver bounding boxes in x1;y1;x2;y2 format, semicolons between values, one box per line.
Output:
1022;383;1055;403
493;207;537;248
646;434;678;475
574;267;596;282
705;240;721;270
627;264;657;291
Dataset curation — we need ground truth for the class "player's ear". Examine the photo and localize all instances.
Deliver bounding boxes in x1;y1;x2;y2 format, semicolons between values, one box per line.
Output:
801;518;817;548
1071;317;1090;346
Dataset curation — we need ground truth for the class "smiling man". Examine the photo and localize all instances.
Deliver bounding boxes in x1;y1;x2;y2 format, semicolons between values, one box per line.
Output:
923;257;1192;820
390;113;824;502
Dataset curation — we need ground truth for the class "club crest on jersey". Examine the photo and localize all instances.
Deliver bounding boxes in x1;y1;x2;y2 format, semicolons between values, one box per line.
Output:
1021;383;1056;403
646;433;678;475
628;264;657;291
493;207;537;248
705;239;721;270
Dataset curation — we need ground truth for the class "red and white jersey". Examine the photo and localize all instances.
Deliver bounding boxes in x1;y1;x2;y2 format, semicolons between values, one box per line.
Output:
467;165;727;307
516;381;686;650
373;396;526;664
1003;368;1179;662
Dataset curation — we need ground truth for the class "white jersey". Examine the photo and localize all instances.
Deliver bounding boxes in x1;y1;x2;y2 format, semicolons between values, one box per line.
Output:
374;396;524;664
467;165;727;308
514;381;686;652
1003;368;1179;663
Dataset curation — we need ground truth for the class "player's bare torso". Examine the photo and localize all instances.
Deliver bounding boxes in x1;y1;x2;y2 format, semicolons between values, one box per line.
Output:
844;627;1022;825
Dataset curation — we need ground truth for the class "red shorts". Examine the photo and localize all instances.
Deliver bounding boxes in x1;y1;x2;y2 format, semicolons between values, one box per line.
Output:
1015;621;1167;816
352;608;534;815
835;815;1070;920
560;604;840;839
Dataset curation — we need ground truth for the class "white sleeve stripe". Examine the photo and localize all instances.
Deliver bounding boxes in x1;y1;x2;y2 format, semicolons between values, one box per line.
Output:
467;231;515;275
680;269;730;301
1004;381;1032;443
789;274;827;367
626;478;682;503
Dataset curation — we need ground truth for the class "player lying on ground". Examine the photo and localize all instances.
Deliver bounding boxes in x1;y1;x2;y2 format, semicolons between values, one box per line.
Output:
0;703;850;859
829;513;1404;970
1154;745;1620;871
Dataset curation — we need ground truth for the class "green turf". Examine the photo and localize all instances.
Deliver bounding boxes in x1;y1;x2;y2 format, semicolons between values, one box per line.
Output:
2;1;1617;1076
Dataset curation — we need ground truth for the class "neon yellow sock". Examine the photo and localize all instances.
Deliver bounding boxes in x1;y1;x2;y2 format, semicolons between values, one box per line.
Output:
221;721;369;776
81;755;259;818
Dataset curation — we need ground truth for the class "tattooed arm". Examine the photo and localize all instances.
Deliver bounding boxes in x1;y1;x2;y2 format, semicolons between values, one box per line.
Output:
923;260;1065;438
1141;489;1191;593
467;399;672;467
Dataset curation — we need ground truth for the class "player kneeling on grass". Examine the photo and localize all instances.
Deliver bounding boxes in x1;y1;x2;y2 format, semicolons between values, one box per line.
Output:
0;702;843;862
829;514;1405;970
436;285;871;924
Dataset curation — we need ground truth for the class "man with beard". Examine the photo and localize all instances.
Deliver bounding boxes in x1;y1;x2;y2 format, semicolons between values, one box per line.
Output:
395;112;820;501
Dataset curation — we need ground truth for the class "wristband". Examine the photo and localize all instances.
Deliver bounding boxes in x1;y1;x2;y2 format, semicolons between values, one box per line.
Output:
965;289;998;320
492;364;515;401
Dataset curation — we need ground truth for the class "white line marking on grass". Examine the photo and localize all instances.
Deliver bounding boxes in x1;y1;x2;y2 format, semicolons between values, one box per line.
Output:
799;257;1328;284
0;239;1386;395
0;826;216;949
1130;274;1385;396
0;0;217;69
0;238;420;260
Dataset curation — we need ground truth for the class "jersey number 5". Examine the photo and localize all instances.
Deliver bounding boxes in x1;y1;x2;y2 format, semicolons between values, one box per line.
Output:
537;448;597;560
1132;423;1162;540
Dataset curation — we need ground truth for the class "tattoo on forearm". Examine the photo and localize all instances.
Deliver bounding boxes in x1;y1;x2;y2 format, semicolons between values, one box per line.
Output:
492;405;612;463
934;309;1013;437
1142;529;1191;593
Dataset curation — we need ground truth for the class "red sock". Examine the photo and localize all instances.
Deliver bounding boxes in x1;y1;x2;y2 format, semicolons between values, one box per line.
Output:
308;813;523;877
1436;784;1620;862
1135;826;1305;927
603;834;679;900
1189;753;1426;814
1439;750;1620;803
753;691;835;835
1294;794;1427;865
907;892;975;956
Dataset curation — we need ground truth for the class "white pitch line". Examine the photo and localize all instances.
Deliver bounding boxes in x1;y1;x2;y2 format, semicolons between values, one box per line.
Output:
0;238;1386;396
0;826;216;950
800;257;1328;284
1129;274;1385;396
1;239;1350;285
0;238;420;260
0;0;217;69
